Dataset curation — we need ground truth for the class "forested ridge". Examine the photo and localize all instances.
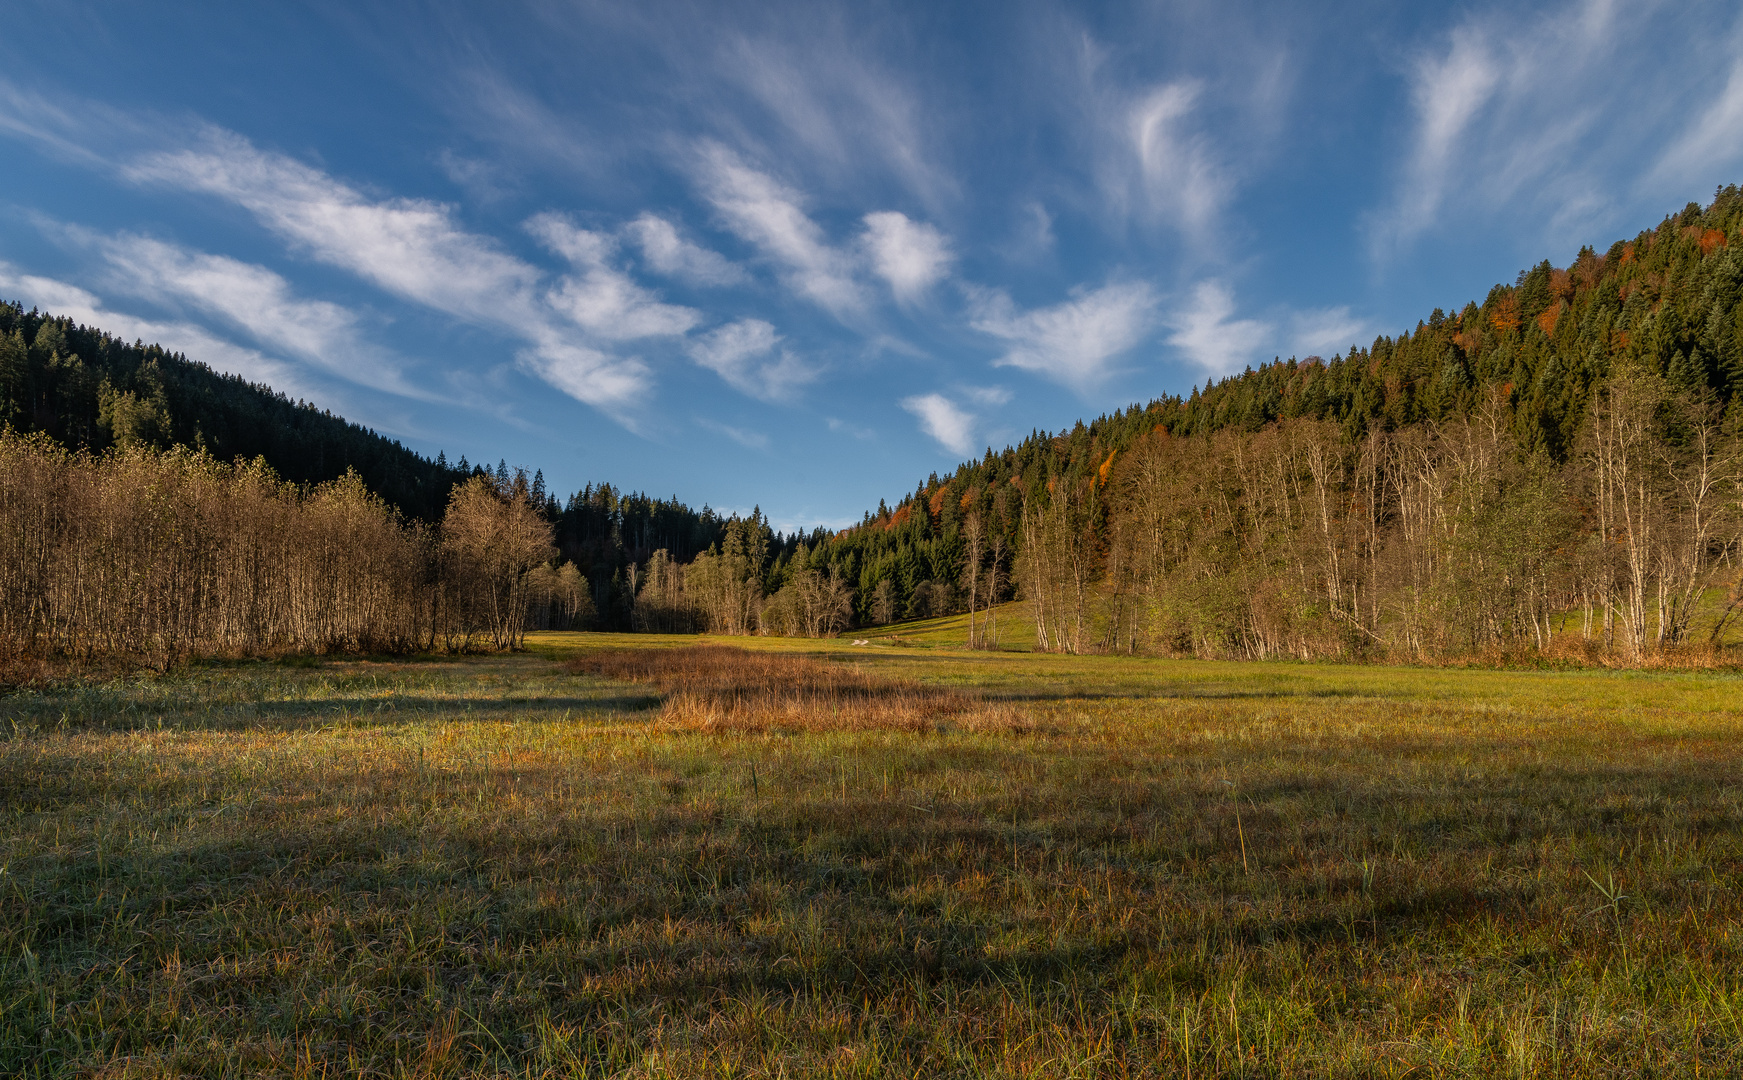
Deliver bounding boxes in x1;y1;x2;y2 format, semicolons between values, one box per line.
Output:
0;302;477;521
769;186;1743;658
0;299;755;629
5;186;1743;664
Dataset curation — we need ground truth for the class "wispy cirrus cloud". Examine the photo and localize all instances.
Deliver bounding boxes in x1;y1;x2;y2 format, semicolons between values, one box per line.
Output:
1649;50;1743;190
1370;25;1503;255
695;141;866;317
697;416;771;450
714;28;953;209
969;281;1157;392
87;232;434;399
900;392;978;455
626;213;746;286
1164;280;1269;378
527;212;702;340
1367;0;1734;259
126;130;539;323
1124;80;1230;235
0;261;319;402
686;317;818;401
123;129;655;411
1055;11;1289;243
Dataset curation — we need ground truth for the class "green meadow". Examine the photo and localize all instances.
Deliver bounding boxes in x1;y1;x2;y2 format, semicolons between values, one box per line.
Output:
4;633;1743;1077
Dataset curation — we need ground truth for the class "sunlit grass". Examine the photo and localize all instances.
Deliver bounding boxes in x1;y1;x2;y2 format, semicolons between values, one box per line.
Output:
4;635;1742;1076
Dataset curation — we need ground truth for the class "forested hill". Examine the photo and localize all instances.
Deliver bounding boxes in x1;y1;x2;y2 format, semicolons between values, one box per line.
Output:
0;298;774;618
0;301;471;520
800;186;1743;627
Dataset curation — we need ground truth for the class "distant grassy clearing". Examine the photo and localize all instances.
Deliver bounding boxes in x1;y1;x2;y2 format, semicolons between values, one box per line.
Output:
4;636;1742;1077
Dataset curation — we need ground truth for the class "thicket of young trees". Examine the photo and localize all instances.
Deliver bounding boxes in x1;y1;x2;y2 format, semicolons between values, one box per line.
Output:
1032;382;1741;660
0;431;561;665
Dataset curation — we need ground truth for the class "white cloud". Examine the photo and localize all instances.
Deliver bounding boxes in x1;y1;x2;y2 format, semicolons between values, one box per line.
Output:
1375;28;1501;252
518;335;652;414
826;416;875;439
1651;55;1743;186
697;417;771;451
1367;0;1731;257
91;233;430;398
716;32;951;208
695;142;865;316
0;262;317;401
969;281;1157;391
1022;202;1055;256
686;317;817;401
961;384;1013;408
1164;281;1270;377
526;212;618;266
860;211;953;303
127;130;538;324
1065;16;1265;240
1127;80;1228;234
901;392;978;455
528;212;702;340
0;77;141;169
1287;306;1369;360
123;129;651;411
437;149;511;203
625;213;746;286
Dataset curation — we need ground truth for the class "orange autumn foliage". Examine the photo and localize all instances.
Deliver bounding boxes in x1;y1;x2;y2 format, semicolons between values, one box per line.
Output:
1538;304;1562;337
1490;294;1522;331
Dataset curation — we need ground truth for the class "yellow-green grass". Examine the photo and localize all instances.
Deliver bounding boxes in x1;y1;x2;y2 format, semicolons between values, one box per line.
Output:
845;601;1033;650
4;635;1743;1077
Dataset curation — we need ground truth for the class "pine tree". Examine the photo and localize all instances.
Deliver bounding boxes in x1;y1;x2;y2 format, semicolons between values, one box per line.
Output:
0;328;26;425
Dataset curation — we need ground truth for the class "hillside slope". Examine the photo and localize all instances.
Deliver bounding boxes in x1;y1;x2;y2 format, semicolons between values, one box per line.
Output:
793;186;1743;636
0;302;467;520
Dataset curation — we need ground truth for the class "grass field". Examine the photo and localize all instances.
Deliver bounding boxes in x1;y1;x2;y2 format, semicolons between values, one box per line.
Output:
5;634;1743;1077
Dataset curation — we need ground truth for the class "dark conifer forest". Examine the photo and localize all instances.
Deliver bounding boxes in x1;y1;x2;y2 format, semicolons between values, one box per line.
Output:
4;186;1742;664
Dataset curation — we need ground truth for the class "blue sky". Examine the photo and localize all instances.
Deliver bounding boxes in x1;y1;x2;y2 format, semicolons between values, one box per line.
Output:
2;0;1740;530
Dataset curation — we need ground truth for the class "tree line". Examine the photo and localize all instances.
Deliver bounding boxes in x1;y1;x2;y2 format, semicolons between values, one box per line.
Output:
0;431;568;666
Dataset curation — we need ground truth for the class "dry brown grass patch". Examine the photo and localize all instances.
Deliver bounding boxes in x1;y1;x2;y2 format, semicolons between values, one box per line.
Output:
567;645;1032;733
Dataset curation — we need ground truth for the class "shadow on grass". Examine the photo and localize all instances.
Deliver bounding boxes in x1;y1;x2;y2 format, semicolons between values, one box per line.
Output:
10;728;1741;1078
0;691;665;734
